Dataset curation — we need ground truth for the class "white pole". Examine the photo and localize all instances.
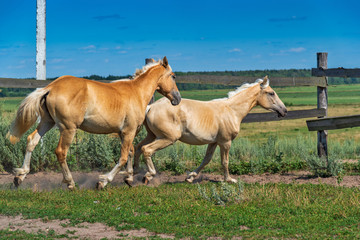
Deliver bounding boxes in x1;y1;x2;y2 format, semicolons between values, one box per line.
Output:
36;0;46;151
36;0;46;81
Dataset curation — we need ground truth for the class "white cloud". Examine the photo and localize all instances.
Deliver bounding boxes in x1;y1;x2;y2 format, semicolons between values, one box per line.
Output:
229;48;242;53
50;58;72;64
288;47;306;53
79;45;97;53
80;45;96;50
7;64;25;69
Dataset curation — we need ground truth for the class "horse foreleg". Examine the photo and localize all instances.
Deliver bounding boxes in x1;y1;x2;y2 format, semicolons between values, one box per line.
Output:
123;145;134;185
55;129;76;190
13;119;54;187
186;143;217;183
220;141;237;183
141;138;174;184
98;132;135;189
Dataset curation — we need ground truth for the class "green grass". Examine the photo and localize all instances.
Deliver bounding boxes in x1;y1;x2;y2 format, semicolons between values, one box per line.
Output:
0;183;360;239
0;97;23;113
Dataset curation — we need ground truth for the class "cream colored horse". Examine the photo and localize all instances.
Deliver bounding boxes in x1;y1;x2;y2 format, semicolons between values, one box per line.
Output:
127;76;287;184
8;57;181;190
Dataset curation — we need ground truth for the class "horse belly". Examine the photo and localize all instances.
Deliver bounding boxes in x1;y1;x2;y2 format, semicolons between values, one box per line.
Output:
180;131;215;145
79;117;123;134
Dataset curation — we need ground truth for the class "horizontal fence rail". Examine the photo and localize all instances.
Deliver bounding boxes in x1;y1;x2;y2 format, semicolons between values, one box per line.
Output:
306;115;360;131
176;75;327;87
243;108;326;123
312;68;360;78
0;78;111;88
0;76;327;88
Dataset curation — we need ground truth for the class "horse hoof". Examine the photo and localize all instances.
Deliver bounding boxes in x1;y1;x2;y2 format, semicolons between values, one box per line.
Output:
13;177;22;187
226;178;238;184
124;178;133;187
142;177;149;185
185;178;193;183
67;184;76;191
96;181;105;190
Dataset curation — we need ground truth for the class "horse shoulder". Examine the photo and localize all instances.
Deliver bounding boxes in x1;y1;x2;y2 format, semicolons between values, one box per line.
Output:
215;104;241;141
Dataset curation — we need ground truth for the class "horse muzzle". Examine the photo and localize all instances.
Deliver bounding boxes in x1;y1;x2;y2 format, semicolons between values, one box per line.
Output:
275;106;288;118
170;90;181;106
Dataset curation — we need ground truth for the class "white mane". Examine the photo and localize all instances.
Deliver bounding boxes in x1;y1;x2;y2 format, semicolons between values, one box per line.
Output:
211;78;269;101
111;78;131;83
228;78;269;98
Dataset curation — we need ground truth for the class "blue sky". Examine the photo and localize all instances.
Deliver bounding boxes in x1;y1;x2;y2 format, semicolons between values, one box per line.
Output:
0;0;359;78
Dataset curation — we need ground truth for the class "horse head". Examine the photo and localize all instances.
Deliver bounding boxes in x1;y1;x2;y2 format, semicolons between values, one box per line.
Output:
256;76;287;117
156;56;181;106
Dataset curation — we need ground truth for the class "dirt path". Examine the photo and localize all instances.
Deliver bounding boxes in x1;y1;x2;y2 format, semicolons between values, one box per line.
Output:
1;171;360;239
1;170;360;190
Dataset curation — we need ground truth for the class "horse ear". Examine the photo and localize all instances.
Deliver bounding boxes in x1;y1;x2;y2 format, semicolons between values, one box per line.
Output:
262;75;269;86
263;75;268;83
162;56;168;68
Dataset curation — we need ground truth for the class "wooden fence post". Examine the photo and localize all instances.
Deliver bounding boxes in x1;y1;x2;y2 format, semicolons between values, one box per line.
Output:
146;58;155;104
316;52;328;158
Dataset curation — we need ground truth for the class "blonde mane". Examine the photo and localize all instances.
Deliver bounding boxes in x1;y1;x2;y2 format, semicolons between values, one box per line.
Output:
211;77;269;101
132;58;170;79
228;78;269;98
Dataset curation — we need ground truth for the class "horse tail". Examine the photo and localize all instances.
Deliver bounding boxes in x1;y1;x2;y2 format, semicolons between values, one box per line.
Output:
145;105;152;115
8;88;50;144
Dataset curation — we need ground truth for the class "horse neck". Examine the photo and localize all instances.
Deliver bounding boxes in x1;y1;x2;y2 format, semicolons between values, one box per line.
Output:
227;84;260;120
132;65;164;107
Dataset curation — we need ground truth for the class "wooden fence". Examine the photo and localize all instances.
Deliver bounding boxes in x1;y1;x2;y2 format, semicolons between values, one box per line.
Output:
0;75;327;123
1;52;360;157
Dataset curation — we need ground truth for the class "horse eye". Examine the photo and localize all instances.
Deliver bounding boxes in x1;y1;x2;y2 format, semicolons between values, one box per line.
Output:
269;92;275;96
172;75;176;79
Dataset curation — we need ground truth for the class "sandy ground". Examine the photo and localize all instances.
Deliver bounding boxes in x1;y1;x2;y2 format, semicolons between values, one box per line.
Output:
1;171;360;239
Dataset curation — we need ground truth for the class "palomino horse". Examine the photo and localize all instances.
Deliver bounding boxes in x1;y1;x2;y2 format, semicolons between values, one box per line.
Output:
127;76;287;184
8;57;181;190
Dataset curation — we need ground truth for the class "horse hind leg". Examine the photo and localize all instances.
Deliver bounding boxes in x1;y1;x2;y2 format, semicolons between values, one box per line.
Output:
55;128;76;190
13;118;54;187
141;138;174;184
186;143;217;183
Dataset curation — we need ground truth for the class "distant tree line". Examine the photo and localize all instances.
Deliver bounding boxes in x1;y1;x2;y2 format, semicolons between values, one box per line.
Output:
1;69;359;97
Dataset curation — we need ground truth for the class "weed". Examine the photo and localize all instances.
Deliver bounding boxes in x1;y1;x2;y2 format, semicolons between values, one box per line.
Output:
305;154;344;178
196;180;244;205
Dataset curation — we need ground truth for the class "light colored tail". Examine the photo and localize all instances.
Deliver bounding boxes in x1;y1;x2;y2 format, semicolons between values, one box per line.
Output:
145;105;152;114
8;88;50;144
